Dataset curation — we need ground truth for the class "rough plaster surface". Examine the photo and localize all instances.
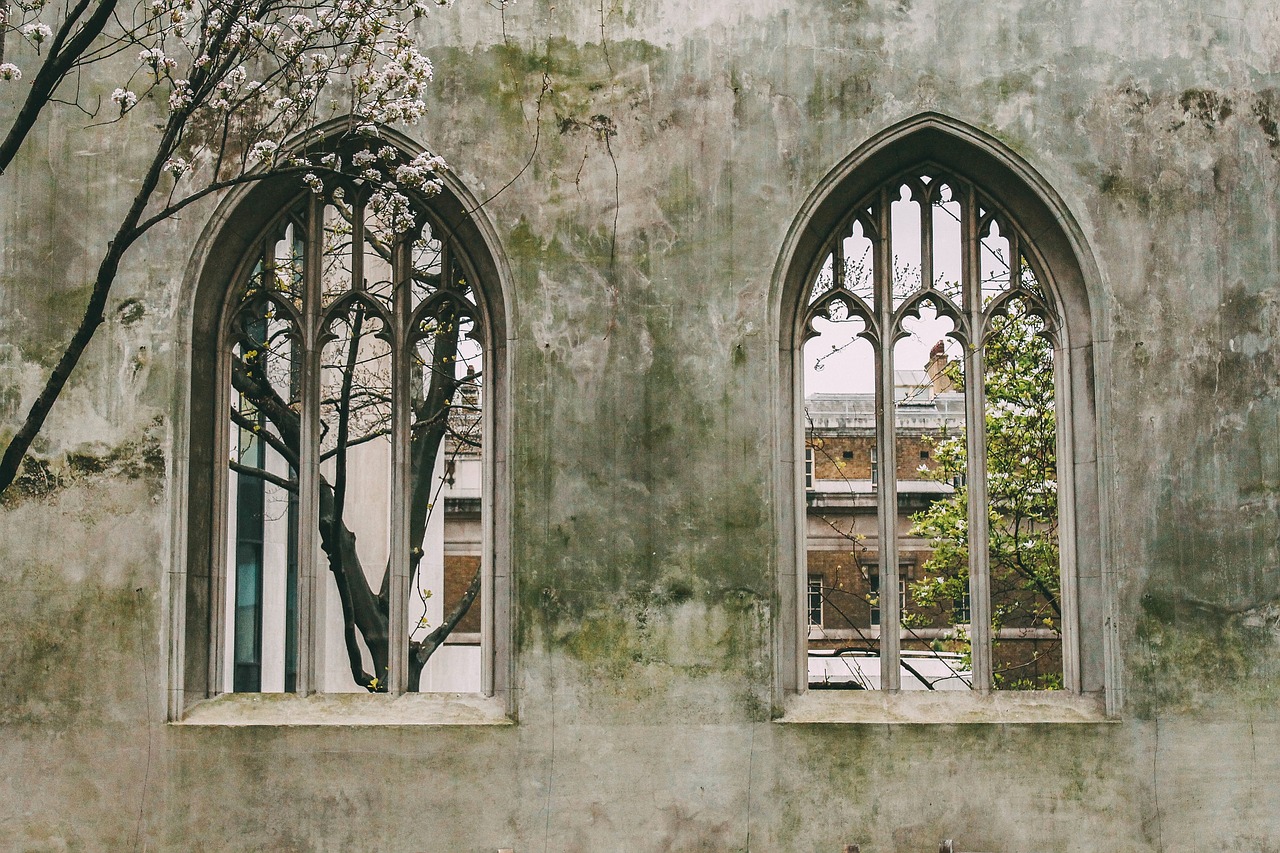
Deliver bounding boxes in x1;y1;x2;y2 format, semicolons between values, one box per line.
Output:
2;0;1280;850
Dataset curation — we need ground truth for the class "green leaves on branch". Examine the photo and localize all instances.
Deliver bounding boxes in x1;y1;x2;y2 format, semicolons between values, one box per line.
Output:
909;301;1061;688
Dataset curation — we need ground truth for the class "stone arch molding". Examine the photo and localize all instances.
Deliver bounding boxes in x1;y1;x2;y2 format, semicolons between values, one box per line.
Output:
167;122;514;719
772;112;1116;715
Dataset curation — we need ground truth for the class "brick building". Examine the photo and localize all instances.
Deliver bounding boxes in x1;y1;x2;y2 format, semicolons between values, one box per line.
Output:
805;354;1062;689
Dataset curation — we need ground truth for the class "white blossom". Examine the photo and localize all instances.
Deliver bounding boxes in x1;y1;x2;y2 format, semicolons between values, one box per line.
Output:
22;22;52;43
393;151;447;191
371;189;414;234
2;0;439;238
111;88;138;112
248;140;279;163
139;47;177;73
375;97;427;123
412;152;448;172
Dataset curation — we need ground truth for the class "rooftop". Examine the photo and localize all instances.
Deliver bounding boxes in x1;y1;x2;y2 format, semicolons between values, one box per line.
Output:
805;386;965;433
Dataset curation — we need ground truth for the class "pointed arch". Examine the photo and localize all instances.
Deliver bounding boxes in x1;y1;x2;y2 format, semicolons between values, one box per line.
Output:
774;114;1111;713
171;131;512;718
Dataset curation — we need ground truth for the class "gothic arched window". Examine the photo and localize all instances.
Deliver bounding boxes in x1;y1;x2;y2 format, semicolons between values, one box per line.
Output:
783;119;1106;704
180;145;508;709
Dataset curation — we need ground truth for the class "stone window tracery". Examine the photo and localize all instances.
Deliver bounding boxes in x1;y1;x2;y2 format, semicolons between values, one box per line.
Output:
799;164;1078;694
181;150;506;708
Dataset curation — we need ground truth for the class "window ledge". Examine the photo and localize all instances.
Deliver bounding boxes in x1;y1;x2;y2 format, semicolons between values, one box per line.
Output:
777;690;1110;725
174;692;512;727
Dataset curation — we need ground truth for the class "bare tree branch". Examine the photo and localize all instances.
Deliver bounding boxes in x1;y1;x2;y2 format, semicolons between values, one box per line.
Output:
229;460;297;492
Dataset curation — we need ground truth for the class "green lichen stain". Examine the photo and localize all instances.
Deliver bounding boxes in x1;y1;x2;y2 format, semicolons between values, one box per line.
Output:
547;580;768;701
441;36;666;141
505;216;544;260
116;297;145;325
662;577;694;604
561;614;646;681
1178;88;1234;130
0;568;153;728
0;382;20;424
655;164;701;232
1131;592;1255;717
805;71;877;121
1095;166;1155;212
1252;89;1280;151
1;417;166;506
987;70;1036;101
24;283;95;365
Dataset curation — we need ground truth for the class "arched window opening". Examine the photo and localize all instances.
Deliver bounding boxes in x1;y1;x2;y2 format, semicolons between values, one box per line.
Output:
211;168;494;698
801;167;1069;694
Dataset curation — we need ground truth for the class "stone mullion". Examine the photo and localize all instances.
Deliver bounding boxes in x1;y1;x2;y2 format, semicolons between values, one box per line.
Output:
874;186;901;692
1053;327;1080;693
351;197;365;292
963;186;993;693
209;328;237;695
470;247;497;698
1007;230;1021;292
833;227;846;293
386;231;411;695
919;183;934;295
294;193;325;695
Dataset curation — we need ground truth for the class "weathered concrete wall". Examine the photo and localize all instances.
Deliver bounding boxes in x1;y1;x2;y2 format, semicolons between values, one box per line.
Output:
2;0;1280;850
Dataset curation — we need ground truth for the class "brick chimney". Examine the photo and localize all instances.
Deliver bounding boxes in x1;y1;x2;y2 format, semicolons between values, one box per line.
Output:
926;340;953;394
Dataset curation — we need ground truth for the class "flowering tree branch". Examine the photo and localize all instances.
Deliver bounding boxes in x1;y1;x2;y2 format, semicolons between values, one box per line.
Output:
0;0;451;496
0;0;120;175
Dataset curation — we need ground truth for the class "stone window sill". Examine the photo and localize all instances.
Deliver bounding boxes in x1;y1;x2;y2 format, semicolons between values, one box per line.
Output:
174;692;512;727
776;690;1111;725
